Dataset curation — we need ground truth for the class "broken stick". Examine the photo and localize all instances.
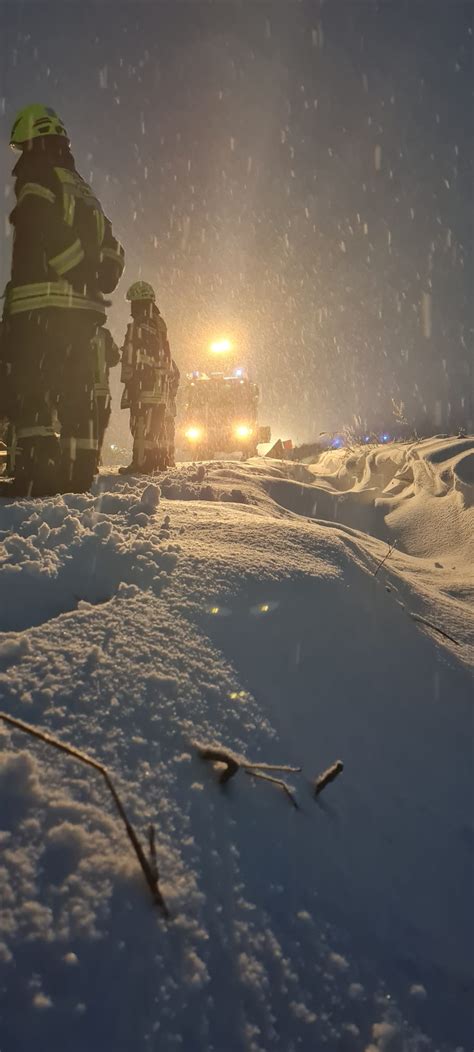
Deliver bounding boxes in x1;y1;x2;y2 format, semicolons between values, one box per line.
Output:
314;760;344;797
197;742;301;807
0;711;169;918
197;745;240;783
244;768;299;809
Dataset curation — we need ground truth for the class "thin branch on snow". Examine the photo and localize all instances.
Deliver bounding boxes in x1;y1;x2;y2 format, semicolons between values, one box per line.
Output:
0;711;169;918
409;612;461;647
244;768;299;808
196;743;301;806
372;544;462;647
373;540;397;576
197;745;240;783
313;760;344;797
243;761;301;773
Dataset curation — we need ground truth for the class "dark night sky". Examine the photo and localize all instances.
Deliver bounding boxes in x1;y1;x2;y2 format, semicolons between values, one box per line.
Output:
0;0;472;441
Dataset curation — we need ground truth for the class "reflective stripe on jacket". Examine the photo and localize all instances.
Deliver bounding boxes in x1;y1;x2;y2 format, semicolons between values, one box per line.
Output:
5;281;107;318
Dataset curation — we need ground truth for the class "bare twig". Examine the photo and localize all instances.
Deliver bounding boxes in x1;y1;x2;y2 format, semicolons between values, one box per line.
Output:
373;540;397;576
314;760;344;797
244;768;299;809
0;711;169;918
409;612;461;647
197;743;301;806
197;745;240;783
243;761;302;773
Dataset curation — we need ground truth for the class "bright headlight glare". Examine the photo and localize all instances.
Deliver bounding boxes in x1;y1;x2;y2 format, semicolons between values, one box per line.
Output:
210;338;232;355
185;426;203;442
234;423;253;439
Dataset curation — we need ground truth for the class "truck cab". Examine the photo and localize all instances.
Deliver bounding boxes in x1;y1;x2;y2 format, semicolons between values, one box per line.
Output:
181;369;270;460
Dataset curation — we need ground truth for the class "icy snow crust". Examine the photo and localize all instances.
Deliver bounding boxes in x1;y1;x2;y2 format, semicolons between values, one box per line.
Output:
0;437;472;1052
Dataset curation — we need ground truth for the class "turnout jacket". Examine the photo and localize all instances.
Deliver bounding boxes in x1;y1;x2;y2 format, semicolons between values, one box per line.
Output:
4;142;124;320
120;304;171;410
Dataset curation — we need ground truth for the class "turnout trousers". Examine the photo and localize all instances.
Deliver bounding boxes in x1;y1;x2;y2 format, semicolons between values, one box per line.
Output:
130;401;167;473
3;309;99;496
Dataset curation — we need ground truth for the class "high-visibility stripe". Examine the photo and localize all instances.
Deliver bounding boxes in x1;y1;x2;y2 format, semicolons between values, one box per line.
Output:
16;425;59;439
49;238;85;276
92;331;114;397
101;244;125;263
136;352;158;367
8;433;18;471
134;353;168;367
96;210;105;247
60;437;76;462
17;182;56;206
64;192;75;226
54;168;106;240
54;168;77;185
137;393;166;406
75;438;99;450
135;322;159;338
5;281;106;317
7;294;105;316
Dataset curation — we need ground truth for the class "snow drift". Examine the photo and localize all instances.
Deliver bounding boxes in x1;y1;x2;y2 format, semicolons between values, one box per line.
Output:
0;437;472;1052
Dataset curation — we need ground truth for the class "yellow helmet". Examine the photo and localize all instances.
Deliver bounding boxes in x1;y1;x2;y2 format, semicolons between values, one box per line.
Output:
126;281;156;303
10;104;69;150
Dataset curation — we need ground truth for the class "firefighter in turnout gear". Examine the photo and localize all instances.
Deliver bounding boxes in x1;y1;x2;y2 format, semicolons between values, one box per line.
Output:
119;282;174;474
92;327;120;469
2;104;125;496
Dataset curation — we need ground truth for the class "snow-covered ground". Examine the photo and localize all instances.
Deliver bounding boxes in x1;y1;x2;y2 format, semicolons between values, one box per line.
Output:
0;436;472;1052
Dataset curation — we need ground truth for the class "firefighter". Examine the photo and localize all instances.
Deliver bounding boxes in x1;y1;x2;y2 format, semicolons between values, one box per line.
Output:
2;104;125;497
119;281;172;474
92;327;120;469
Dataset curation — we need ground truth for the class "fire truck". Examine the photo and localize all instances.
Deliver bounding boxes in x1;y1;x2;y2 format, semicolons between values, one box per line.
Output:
180;362;270;460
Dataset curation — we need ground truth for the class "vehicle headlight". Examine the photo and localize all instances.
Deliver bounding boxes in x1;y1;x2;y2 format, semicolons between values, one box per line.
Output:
234;423;253;440
210;338;232;355
185;426;204;442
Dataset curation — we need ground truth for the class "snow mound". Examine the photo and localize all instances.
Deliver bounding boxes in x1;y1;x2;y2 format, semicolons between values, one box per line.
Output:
261;436;474;563
0;440;472;1051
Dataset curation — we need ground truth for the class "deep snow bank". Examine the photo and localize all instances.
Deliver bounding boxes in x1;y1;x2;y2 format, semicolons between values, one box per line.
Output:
0;442;472;1052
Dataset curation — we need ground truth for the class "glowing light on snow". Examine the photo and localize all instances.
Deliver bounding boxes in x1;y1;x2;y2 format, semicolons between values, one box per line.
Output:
209;604;231;617
250;600;278;616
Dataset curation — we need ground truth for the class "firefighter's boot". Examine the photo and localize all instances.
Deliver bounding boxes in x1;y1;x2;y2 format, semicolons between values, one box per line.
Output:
10;431;60;498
